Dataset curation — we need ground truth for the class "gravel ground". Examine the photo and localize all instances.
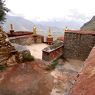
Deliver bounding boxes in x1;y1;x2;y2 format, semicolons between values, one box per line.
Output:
50;59;84;95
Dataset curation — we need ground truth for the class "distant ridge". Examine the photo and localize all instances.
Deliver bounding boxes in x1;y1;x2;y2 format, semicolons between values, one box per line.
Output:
3;15;34;31
2;15;84;37
2;15;64;37
81;16;95;31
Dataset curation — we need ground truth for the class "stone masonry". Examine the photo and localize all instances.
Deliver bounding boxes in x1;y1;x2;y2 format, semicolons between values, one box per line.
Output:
63;31;95;61
0;27;17;66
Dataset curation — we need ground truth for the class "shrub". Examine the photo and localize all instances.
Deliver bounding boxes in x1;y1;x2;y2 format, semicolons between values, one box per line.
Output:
23;53;34;62
16;50;35;62
47;57;60;70
48;61;58;70
22;50;34;62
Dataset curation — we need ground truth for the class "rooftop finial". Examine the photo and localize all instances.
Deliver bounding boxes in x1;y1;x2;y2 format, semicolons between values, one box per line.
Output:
64;27;69;32
10;24;13;30
33;25;37;35
48;27;52;38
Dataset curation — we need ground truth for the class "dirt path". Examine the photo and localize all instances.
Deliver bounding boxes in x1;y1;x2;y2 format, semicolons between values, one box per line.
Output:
50;59;84;95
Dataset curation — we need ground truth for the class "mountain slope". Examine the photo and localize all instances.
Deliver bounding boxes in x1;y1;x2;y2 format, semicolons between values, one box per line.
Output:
81;16;95;31
2;15;84;37
3;15;34;31
2;15;64;37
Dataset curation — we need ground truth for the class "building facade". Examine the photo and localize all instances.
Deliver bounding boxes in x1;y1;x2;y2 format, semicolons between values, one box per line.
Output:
42;41;63;61
63;30;95;60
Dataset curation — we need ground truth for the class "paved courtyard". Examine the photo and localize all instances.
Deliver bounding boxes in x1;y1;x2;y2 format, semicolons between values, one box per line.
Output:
12;43;48;59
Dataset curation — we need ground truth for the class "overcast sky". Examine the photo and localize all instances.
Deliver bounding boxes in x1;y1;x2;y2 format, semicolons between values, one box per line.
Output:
5;0;95;22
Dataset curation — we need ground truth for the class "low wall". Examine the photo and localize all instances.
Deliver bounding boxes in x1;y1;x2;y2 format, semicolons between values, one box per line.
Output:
42;47;63;61
9;35;44;45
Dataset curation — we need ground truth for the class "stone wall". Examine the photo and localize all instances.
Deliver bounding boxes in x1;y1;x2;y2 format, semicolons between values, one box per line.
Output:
63;32;95;60
10;36;35;45
42;51;50;61
42;47;63;61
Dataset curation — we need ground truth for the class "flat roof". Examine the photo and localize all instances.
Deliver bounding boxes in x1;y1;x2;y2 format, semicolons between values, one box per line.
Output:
42;41;63;53
65;30;95;35
7;31;44;37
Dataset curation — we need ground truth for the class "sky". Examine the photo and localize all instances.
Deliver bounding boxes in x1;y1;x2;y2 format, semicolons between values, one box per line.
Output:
5;0;95;22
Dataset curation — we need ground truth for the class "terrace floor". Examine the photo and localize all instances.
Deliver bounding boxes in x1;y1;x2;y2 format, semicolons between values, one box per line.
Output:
12;43;48;59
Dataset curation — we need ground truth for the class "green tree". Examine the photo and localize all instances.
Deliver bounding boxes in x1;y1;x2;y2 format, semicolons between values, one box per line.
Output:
0;0;9;23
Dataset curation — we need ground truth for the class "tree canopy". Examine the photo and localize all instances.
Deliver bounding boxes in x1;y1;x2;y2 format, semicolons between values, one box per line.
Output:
0;0;9;23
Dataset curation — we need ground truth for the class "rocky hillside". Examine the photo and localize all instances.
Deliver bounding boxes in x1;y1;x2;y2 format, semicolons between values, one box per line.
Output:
0;27;53;95
0;27;17;66
81;16;95;31
69;46;95;95
0;60;53;95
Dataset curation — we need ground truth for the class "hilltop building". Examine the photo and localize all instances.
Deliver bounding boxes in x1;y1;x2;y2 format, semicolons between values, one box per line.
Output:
63;29;95;60
42;41;63;61
7;25;44;45
3;23;95;62
7;24;33;37
42;26;95;61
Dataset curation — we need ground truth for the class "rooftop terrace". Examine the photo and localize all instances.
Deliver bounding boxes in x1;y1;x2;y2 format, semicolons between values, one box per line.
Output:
65;30;95;35
42;41;63;53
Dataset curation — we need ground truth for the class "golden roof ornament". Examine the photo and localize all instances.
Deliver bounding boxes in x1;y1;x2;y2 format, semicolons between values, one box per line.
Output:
64;27;69;32
48;28;53;38
33;26;37;35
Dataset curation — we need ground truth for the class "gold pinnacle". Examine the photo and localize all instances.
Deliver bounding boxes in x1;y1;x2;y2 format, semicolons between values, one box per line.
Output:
33;26;37;35
48;28;52;38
